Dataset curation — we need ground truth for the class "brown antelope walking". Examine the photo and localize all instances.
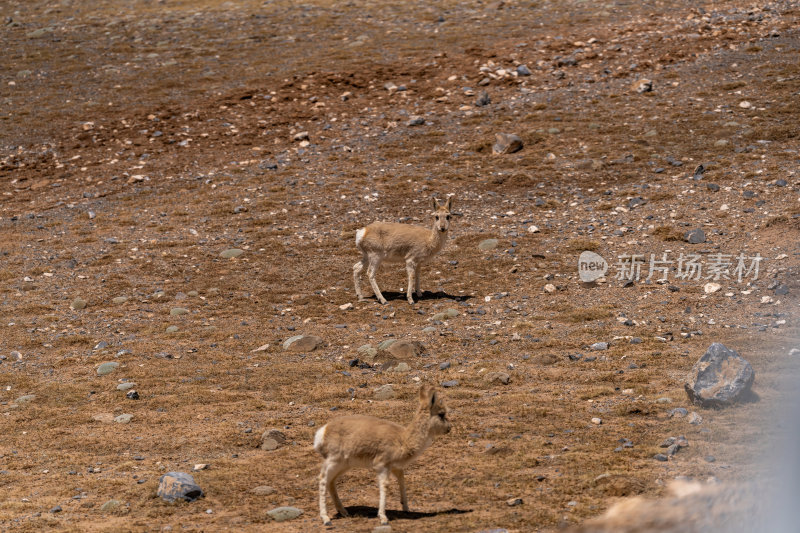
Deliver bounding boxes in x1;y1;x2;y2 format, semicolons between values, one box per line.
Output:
313;385;451;525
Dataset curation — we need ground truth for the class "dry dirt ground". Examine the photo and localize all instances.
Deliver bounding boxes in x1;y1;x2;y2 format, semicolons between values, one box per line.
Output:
1;0;799;531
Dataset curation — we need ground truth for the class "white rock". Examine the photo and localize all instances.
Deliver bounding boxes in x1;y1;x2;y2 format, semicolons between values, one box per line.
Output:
704;282;722;294
591;417;602;425
527;225;540;233
544;284;556;293
339;303;353;311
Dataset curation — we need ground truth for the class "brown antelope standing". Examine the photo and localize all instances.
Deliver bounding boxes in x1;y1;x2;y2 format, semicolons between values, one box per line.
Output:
313;385;451;525
353;195;454;305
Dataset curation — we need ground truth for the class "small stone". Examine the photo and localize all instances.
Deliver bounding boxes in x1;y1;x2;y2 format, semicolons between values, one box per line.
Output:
100;499;121;512
654;453;668;462
666;443;680;456
506;497;523;507
165;326;179;333
685;228;706;244
527;225;540;233
193;464;209;471
283;335;325;352
485;372;510;385
94;341;108;350
493;133;523;154
632;79;653;93
357;344;378;363
92;413;115;424
250;485;276;496
544;283;556;293
114;414;133;424
775;179;787;187
516;64;532;76
126;390;139;400
669;408;688;418
384;340;426;359
704;283;722;294
15;394;36;405
374;384;395;400
261;428;286;451
406;116;425;126
478;238;499;251
220;248;244;259
50;505;62;514
704;455;716;463
707;183;720;192
688;412;703;425
97;362;119;376
112;296;128;304
388;362;411;373
116;382;136;391
441;380;459;388
267;506;304;522
170;307;188;316
251;344;270;352
292;131;309;142
70;298;87;310
339;303;353;311
591;417;602;425
158;472;204;503
439;361;451;370
739;101;752;109
590;342;608;351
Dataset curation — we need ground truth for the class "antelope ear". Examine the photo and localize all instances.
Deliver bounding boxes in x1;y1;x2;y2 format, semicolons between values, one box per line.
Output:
432;197;440;211
419;384;434;407
444;195;453;212
430;391;438;410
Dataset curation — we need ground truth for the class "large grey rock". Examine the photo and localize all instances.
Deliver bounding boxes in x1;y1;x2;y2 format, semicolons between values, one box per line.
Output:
685;343;755;407
158;472;204;502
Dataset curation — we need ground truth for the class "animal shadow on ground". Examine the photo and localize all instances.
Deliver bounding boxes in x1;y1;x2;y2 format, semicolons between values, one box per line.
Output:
371;290;472;303
338;505;472;521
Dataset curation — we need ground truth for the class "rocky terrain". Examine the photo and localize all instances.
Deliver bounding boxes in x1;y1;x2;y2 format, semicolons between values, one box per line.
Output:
1;0;798;531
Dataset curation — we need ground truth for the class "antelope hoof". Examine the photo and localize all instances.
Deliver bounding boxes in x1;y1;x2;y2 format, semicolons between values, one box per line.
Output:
338;509;350;518
379;517;389;525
